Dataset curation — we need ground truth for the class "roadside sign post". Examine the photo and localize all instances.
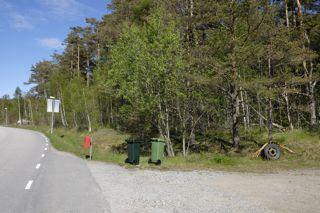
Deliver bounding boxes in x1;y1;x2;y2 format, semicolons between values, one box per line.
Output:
4;107;8;126
51;98;54;134
47;97;60;134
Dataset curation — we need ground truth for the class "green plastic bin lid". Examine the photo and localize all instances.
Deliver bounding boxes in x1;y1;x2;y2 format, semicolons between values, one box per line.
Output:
126;138;142;143
151;138;166;143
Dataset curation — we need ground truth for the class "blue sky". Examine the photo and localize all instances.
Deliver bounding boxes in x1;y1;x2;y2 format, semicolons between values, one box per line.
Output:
0;0;110;97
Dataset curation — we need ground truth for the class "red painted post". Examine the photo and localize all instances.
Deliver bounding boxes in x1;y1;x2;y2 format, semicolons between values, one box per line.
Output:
84;135;91;148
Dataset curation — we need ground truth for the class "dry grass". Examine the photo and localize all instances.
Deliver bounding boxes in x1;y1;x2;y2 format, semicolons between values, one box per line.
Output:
21;126;320;172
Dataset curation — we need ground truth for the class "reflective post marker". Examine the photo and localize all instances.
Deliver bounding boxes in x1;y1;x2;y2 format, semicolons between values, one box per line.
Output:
83;135;93;160
89;136;93;160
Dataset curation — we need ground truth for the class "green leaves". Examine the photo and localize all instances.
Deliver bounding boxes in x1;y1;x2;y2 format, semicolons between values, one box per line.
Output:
107;7;184;115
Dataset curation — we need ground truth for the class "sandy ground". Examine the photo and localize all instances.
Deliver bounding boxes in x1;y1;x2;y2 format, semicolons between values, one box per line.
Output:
87;162;320;213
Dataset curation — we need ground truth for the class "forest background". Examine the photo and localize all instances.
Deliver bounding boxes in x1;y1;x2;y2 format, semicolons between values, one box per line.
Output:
1;0;320;169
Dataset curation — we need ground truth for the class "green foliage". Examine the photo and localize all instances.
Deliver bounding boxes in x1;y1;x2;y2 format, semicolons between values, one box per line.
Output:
101;6;185;136
2;0;320;159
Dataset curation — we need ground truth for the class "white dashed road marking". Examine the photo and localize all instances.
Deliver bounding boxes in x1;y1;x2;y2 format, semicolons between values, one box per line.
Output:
41;154;45;158
36;164;41;169
44;148;48;151
25;180;33;190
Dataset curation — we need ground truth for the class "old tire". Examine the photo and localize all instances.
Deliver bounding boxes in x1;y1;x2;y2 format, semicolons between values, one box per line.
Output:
148;158;152;164
263;143;281;160
125;158;129;164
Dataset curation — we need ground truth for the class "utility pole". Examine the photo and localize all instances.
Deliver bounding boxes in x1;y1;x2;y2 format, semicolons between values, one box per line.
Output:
4;107;8;126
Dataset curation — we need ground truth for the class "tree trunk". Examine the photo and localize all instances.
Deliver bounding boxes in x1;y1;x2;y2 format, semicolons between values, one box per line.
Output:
82;88;92;132
282;91;293;130
73;111;78;128
71;45;74;70
186;129;195;155
304;33;317;129
187;114;201;155
176;101;187;157
60;105;66;127
230;7;240;148
303;43;317;129
60;89;68;127
110;101;114;125
295;0;303;26
182;130;186;157
17;96;21;125
44;88;48;100
283;0;294;131
164;104;174;156
231;85;240;147
58;90;67;128
268;98;273;143
97;43;101;60
23;97;27;120
268;57;273;142
285;0;290;28
295;0;318;128
245;91;250;128
87;114;92;132
190;0;194;17
240;88;247;130
257;94;263;128
86;58;90;87
158;103;174;157
309;83;317;130
28;99;34;126
77;44;80;77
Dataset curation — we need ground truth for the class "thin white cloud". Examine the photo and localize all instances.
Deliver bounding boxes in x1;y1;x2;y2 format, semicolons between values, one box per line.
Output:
0;1;34;31
11;14;33;31
0;0;14;10
40;0;97;19
38;38;64;49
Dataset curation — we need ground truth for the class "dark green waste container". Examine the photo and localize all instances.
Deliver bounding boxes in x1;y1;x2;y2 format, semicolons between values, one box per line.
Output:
148;138;166;165
125;139;140;165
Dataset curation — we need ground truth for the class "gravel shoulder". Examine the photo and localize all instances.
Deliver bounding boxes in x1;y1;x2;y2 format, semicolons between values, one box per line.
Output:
87;161;320;213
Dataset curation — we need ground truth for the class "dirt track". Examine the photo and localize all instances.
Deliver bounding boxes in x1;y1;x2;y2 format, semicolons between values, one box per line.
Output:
88;162;320;213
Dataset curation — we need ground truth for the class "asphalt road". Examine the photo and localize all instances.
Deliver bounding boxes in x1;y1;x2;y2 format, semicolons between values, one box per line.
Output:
0;127;110;213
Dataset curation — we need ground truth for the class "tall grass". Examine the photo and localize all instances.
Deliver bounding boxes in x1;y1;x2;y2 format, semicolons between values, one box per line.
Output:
22;126;320;172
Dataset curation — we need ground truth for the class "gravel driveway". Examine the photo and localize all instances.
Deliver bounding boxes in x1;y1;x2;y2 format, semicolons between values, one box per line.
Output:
87;162;320;213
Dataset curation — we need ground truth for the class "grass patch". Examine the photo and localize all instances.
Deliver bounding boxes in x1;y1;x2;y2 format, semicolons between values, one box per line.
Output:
20;126;320;172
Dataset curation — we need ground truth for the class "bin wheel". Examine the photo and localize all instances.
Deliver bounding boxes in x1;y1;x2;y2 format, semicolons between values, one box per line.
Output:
148;158;152;164
133;159;139;165
156;160;161;165
263;143;281;160
125;158;129;164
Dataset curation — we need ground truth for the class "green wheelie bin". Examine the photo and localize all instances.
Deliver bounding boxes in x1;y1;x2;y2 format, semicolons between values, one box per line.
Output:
125;139;140;165
148;138;166;165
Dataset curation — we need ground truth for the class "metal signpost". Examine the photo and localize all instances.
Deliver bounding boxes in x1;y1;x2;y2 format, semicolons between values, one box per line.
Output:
4;107;8;126
47;97;60;134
